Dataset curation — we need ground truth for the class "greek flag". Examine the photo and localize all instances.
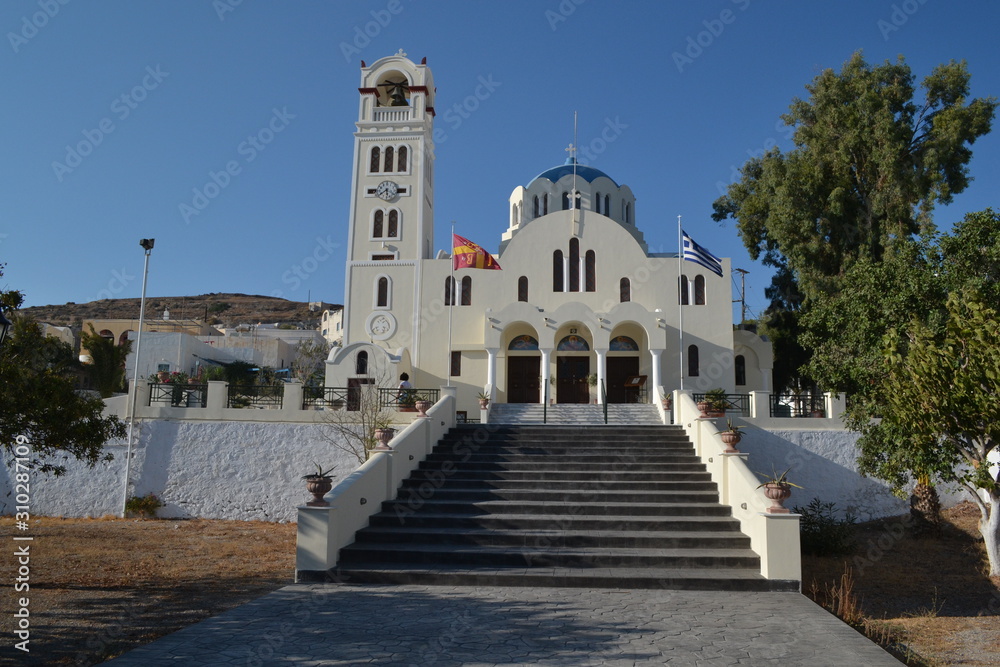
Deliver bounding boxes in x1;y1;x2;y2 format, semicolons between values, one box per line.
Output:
682;230;723;277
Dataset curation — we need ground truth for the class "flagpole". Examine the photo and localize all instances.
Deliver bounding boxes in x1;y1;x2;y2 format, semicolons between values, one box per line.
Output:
677;215;684;391
447;221;455;387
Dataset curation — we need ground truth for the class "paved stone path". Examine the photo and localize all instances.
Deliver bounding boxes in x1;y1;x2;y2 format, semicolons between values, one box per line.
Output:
104;584;900;666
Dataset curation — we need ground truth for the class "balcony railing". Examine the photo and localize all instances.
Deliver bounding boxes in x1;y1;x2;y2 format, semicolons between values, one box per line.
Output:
692;393;751;417
377;387;441;411
372;107;411;122
770;394;825;418
227;384;283;409
148;382;207;408
302;386;351;410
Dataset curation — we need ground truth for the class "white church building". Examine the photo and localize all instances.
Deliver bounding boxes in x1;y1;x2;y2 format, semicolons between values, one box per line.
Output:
326;52;773;416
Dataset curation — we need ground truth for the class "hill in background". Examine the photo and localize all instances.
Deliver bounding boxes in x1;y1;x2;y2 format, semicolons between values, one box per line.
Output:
20;293;340;331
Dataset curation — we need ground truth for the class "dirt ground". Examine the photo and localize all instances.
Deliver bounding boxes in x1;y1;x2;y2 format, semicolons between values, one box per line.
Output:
803;501;1000;666
0;516;296;665
0;503;996;666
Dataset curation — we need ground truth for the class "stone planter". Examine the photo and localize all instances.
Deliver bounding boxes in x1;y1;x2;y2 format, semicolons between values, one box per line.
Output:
719;432;741;454
374;427;396;450
157;371;170;383
415;400;432;417
478;399;489;409
304;477;333;507
761;482;793;514
696;401;710;418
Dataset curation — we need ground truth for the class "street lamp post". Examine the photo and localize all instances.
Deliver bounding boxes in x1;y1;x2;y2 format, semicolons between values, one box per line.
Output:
121;238;154;517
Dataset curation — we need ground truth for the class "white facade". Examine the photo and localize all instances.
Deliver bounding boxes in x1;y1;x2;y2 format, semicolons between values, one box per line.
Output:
327;53;772;415
321;308;344;347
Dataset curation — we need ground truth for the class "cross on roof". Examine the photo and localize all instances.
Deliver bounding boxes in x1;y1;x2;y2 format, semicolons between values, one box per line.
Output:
565;143;576;160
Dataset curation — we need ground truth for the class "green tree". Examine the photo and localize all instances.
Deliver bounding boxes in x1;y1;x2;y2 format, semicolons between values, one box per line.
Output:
713;51;996;394
1;315;126;475
853;290;1000;574
80;324;132;398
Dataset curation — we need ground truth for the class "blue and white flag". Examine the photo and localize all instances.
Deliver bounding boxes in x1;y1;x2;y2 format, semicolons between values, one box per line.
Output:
682;230;723;277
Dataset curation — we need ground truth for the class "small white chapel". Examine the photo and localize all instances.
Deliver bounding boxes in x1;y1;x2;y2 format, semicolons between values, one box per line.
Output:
325;52;773;416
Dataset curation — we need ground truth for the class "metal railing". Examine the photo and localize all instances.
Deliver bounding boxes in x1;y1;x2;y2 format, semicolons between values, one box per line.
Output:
228;384;283;409
601;379;608;424
376;387;440;411
148;382;207;408
302;386;351;410
692;393;751;417
770;393;825;418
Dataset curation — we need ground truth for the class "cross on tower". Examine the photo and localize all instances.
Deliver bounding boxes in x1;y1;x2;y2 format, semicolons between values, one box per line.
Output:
565;143;576;160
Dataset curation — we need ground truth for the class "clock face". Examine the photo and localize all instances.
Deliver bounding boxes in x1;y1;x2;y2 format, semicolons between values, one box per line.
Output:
375;180;398;201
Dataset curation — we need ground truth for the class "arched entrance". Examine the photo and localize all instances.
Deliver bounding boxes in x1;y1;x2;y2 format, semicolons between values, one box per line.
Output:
555;332;590;404
606;334;641;403
506;334;540;404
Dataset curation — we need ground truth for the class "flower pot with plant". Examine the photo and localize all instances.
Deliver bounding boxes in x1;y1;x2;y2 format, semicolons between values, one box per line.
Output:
755;467;802;514
302;463;335;507
719;419;745;453
704;388;728;418
374;427;396;450
477;391;490;409
415;399;432;417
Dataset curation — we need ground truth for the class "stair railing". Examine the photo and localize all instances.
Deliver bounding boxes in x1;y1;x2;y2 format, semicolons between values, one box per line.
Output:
601;379;608;424
543;383;548;424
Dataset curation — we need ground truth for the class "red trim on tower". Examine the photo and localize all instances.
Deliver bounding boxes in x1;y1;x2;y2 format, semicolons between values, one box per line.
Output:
359;87;378;95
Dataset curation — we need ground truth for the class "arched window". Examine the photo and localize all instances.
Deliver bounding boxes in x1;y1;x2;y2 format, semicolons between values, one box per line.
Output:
585;250;596;292
118;331;132;346
373;210;384;238
383;146;394;172
604;194;610;215
99;329;114;339
518;275;528;302
694;275;706;305
574;191;581;209
387;209;399;238
355;350;368;375
542;195;548;216
461;275;472;306
688;345;699;377
444;276;456;306
561;192;570;210
569;238;580;292
553;250;564;292
735;355;746;386
595;192;601;213
679;274;690;305
533;195;539;218
625;202;631;224
397;145;407;172
370;146;380;173
376;277;389;308
620;277;631;302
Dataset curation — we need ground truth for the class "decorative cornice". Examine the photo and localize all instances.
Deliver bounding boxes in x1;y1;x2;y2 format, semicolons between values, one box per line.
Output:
349;260;417;268
359;87;379;95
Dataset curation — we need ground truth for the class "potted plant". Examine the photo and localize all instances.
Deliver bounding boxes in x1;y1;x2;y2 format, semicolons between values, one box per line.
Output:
755;467;802;514
415;398;433;417
704;388;728;418
660;388;672;411
719;419;745;453
374;426;396;450
477;391;490;409
302;463;335;507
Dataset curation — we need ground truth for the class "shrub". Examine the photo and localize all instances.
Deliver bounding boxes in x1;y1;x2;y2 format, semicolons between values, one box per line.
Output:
795;498;857;556
125;492;163;519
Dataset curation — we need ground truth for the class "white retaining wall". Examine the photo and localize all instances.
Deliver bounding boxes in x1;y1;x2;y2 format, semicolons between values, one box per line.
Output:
0;420;359;523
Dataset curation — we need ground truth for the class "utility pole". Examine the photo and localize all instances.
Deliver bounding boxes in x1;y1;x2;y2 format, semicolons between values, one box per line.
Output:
733;268;749;325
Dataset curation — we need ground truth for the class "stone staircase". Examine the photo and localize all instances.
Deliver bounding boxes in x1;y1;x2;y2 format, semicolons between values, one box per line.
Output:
336;425;797;591
489;402;665;425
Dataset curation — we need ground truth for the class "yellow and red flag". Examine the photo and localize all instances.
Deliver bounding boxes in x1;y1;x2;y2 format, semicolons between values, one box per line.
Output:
452;234;502;271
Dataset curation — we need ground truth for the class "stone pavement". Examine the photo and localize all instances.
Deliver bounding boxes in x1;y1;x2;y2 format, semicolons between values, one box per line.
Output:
104;584;901;666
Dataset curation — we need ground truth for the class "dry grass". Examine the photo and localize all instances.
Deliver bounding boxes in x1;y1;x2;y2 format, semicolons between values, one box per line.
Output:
0;516;295;665
803;501;1000;666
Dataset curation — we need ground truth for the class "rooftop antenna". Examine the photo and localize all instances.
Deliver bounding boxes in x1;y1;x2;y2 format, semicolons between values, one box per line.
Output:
733;268;749;325
566;111;579;234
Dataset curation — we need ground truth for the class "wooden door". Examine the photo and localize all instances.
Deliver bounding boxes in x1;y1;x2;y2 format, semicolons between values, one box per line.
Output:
606;357;640;403
556;357;590;404
507;356;540;404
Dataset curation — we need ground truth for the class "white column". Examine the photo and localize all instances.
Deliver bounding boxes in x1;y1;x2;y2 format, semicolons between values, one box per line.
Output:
595;348;607;405
650;348;663;399
540;348;552;404
486;347;498;401
562;257;569;292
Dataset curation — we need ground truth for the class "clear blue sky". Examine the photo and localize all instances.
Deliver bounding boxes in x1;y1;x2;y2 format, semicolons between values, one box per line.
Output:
3;1;998;323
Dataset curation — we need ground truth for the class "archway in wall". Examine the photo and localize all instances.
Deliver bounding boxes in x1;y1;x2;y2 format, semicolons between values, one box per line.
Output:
606;324;646;403
555;328;591;404
506;333;540;404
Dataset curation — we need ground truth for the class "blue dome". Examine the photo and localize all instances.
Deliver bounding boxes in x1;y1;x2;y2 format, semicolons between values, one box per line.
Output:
530;157;619;187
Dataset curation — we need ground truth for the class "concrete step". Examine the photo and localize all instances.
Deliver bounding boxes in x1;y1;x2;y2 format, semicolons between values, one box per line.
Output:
400;478;717;492
367;512;743;532
381;499;735;517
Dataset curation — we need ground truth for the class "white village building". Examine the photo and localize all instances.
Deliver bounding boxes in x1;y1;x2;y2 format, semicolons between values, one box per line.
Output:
325;52;773;416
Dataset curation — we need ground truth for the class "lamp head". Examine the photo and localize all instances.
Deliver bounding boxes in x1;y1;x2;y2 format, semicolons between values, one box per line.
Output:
139;238;155;251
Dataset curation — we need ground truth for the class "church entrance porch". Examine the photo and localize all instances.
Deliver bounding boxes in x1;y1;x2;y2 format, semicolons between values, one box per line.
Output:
556;356;590;404
507;356;540;404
